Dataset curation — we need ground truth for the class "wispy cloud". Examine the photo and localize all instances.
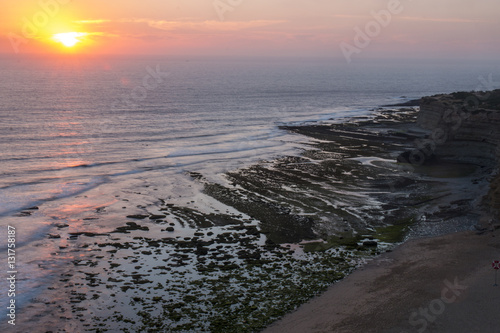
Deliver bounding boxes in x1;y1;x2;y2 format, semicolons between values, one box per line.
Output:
147;20;286;32
330;14;484;24
331;14;371;19
74;19;111;24
74;18;286;32
398;16;484;23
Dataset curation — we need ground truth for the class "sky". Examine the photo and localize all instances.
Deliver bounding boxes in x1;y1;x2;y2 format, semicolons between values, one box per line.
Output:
1;0;499;60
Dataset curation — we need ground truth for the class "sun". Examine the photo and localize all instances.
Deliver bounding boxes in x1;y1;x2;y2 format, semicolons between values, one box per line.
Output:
52;32;87;48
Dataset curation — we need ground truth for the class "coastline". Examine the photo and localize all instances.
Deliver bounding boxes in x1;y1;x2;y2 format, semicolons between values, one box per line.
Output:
4;92;499;332
263;91;500;333
263;229;500;333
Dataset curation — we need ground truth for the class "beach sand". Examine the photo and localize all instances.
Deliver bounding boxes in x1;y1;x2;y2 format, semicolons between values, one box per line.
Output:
263;229;500;333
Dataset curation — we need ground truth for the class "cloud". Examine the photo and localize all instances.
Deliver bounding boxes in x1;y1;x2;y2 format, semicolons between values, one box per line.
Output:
331;14;371;19
74;18;287;33
330;14;484;24
74;19;111;24
397;16;484;23
68;18;290;47
146;20;286;32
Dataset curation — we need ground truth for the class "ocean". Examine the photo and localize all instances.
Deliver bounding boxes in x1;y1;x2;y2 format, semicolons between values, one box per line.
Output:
0;55;499;328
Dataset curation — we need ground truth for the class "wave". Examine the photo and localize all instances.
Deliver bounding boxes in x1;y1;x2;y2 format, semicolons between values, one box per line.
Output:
0;129;291;217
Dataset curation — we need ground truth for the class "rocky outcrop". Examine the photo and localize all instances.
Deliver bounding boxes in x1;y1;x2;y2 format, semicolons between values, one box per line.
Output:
413;90;500;218
416;90;500;165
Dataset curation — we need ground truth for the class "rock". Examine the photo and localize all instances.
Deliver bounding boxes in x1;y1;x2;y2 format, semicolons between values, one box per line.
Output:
126;214;149;219
363;240;378;247
68;232;107;238
195;246;209;256
245;226;260;236
48;233;61;239
14;211;32;217
166;227;175;232
397;149;436;165
112;222;149;233
149;214;166;219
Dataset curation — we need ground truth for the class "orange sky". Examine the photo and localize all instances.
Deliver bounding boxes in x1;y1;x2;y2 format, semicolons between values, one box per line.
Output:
1;0;499;60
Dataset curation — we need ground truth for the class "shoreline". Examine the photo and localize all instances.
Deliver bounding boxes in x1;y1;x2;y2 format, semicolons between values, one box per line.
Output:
263;91;500;332
4;93;498;332
263;229;500;333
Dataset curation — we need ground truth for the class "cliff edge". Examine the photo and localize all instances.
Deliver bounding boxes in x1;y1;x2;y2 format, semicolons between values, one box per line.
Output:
415;90;500;220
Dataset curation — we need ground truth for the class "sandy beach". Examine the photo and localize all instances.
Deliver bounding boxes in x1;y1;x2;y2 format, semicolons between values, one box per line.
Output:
263;228;500;333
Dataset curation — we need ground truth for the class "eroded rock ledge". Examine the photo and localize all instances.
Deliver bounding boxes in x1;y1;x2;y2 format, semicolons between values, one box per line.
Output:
413;90;500;220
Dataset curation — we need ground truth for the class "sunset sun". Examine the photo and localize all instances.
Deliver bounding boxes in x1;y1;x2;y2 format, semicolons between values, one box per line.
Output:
52;32;87;48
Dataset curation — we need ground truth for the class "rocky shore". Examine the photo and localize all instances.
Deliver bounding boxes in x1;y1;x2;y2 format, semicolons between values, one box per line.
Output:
7;91;500;333
416;90;500;223
264;89;500;332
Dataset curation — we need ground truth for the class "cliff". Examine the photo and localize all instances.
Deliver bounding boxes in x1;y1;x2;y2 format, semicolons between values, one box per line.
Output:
415;89;500;219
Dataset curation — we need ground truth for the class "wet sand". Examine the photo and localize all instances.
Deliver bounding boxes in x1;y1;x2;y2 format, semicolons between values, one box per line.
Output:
263;229;500;333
